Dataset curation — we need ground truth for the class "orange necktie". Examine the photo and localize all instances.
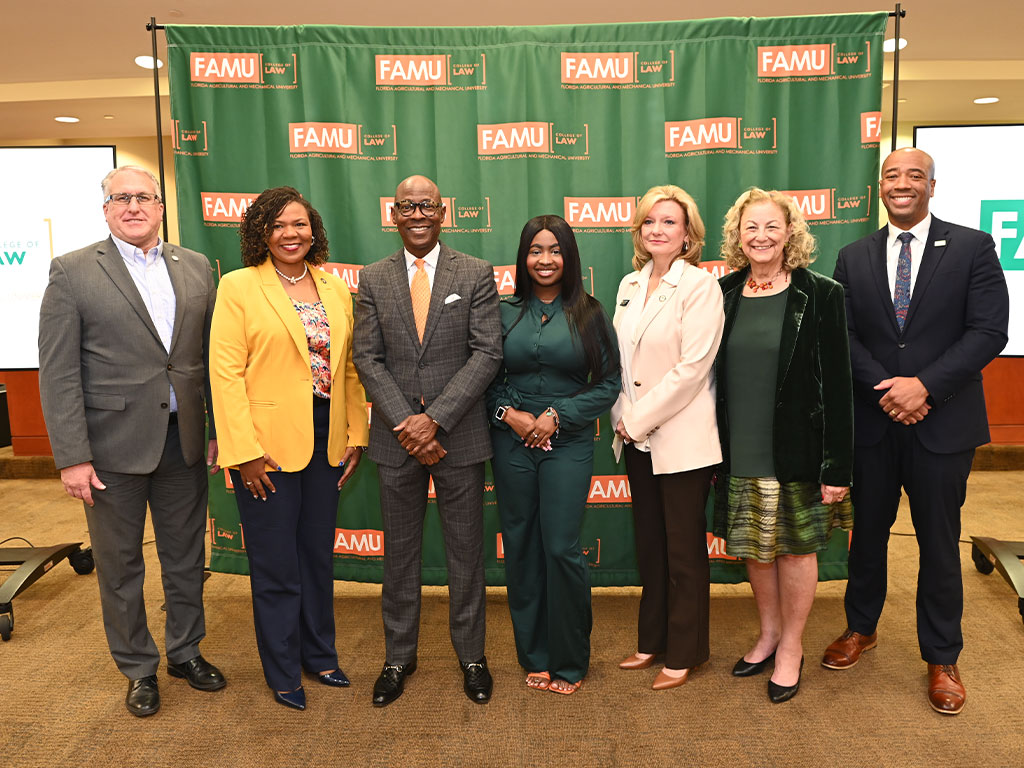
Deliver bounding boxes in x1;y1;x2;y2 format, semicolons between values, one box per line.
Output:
411;258;430;341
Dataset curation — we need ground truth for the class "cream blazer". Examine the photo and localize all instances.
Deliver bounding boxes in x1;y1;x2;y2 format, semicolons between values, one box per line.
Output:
610;258;724;475
210;259;369;471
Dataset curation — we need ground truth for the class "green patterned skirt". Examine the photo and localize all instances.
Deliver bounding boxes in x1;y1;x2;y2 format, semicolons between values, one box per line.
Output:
713;476;853;563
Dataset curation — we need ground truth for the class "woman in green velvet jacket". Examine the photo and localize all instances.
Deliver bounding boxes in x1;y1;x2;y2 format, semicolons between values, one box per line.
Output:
713;188;854;704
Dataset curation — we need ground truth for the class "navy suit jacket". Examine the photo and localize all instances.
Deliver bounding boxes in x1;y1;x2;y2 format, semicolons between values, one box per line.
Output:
833;217;1008;454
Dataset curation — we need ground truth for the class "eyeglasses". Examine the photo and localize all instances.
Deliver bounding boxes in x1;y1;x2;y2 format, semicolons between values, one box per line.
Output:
105;193;161;206
394;200;442;217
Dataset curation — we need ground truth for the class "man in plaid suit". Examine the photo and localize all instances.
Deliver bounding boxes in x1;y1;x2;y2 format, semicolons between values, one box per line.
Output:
353;175;502;707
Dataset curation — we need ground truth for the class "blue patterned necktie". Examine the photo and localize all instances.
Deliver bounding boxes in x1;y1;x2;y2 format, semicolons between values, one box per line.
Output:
894;231;913;331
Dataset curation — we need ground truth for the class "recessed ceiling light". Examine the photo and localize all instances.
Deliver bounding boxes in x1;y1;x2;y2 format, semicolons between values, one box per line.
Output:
103;114;115;120
134;55;164;70
883;37;908;53
54;116;80;123
973;97;1000;105
897;98;907;103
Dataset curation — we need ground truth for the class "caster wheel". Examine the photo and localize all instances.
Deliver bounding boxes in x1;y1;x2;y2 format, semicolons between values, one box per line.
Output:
0;612;12;642
971;543;994;575
69;547;95;575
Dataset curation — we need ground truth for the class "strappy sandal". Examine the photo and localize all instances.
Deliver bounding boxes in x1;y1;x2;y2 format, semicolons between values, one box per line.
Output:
548;677;583;695
526;671;551;690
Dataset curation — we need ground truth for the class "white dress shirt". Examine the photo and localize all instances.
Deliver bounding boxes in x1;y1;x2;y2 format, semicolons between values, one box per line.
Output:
404;242;440;290
886;213;931;301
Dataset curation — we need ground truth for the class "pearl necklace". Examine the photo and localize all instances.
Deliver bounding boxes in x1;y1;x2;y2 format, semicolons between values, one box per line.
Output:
746;266;787;293
274;262;308;285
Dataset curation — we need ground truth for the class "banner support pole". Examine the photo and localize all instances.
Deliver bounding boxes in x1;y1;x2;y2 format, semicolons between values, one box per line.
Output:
889;4;906;152
145;18;169;243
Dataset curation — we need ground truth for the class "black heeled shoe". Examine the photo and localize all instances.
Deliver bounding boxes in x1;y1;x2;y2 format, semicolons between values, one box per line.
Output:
317;669;350;687
768;657;804;703
732;650;776;677
274;686;307;710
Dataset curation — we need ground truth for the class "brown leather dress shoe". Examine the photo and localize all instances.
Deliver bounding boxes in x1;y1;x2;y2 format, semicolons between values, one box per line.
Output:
821;629;877;669
927;664;966;715
619;652;657;670
652;668;690;690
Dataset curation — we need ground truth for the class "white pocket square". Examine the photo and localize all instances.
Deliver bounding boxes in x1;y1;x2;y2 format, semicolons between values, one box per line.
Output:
444;293;462;304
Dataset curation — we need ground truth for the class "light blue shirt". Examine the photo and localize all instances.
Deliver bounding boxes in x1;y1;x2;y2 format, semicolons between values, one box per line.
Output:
110;233;178;412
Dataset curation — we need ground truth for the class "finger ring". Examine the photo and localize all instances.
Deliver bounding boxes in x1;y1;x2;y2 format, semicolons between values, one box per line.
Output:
532;432;539;438
890;409;897;417
245;481;254;486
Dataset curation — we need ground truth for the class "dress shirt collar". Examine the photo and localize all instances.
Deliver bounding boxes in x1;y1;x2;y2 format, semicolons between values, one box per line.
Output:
110;232;164;264
886;213;931;249
404;242;440;271
638;255;688;286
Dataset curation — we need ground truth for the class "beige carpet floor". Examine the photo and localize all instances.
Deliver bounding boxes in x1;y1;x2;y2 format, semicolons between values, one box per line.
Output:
1;473;1022;767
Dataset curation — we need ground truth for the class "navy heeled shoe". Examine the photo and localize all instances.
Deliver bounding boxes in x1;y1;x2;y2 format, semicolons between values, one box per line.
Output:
317;669;350;687
273;686;307;710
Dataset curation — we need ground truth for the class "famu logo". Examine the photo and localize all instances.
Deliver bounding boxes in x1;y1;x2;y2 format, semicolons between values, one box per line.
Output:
375;53;487;91
588;475;631;504
564;196;638;233
700;260;733;279
477;121;589;160
492;265;517;296
861;111;882;145
707;533;741;561
289;122;397;160
665;117;778;157
981;200;1024;269
560;51;675;89
320;263;364;293
171;119;208;156
782;186;873;225
190;52;298;88
334;528;384;557
378;195;493;233
757;41;872;81
200;192;258;226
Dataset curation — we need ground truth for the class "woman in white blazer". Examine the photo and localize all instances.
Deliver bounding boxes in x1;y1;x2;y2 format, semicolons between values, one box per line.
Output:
611;185;725;690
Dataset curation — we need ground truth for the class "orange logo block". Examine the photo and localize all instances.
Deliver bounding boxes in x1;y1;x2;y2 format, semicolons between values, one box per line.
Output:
320;263;363;293
289;122;360;154
782;189;834;221
564;197;636;227
334;528;385;556
860;111;882;144
201;192;258;223
706;533;740;561
492;265;517;296
478;122;551;154
375;55;447;85
665;118;739;152
561;53;634;84
699;260;733;279
588;475;631;504
757;44;832;77
190;53;262;83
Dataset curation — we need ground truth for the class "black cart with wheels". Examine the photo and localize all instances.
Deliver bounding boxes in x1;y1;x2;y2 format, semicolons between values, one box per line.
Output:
0;543;94;641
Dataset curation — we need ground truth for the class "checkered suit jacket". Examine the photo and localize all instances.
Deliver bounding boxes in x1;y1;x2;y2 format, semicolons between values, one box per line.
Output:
353;242;501;467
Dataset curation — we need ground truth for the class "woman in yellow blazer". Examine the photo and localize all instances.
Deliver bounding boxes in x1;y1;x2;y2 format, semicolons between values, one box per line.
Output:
611;185;725;691
210;186;368;711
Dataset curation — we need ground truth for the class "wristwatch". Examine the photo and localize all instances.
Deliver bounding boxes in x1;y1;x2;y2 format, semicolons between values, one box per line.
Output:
494;405;509;421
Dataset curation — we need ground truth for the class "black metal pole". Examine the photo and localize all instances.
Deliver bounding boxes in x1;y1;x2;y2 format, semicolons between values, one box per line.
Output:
147;17;169;243
890;4;906;152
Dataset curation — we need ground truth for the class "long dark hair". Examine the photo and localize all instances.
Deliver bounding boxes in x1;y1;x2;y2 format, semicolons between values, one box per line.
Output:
239;186;330;266
509;214;617;389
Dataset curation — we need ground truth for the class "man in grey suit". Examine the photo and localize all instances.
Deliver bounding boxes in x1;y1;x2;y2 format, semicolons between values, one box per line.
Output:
354;174;501;707
38;166;225;717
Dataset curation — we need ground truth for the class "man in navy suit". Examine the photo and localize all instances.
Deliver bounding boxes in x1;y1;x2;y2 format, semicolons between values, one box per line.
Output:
821;148;1009;714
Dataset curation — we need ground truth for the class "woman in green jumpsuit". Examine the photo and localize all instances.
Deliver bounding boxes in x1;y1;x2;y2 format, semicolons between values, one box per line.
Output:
486;215;620;695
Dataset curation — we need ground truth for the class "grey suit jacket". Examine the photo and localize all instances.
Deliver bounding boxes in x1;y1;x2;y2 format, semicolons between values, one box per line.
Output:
353;242;501;468
38;236;216;473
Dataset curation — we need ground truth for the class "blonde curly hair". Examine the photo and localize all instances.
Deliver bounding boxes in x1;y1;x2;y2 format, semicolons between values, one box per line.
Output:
720;187;817;271
630;185;705;271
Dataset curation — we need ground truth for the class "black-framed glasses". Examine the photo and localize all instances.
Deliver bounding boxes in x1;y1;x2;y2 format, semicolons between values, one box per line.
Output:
105;192;161;206
394;199;442;217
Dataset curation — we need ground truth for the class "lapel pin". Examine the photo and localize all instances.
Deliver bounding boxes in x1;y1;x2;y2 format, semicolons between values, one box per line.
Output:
170;254;179;261
934;240;947;247
620;299;630;306
659;295;667;302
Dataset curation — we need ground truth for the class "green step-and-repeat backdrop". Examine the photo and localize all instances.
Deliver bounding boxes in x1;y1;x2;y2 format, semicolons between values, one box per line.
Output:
165;13;886;585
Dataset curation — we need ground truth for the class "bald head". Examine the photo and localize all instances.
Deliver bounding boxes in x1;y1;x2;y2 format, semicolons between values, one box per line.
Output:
879;147;936;229
392;174;445;256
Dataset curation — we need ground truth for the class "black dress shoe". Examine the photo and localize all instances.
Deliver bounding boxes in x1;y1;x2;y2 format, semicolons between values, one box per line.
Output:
461;657;493;704
167;655;226;691
372;660;416;707
768;657;804;703
273;687;306;710
317;669;350;687
126;675;160;717
732;650;776;677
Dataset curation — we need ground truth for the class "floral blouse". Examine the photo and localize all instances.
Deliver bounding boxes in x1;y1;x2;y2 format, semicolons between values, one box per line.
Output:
292;299;331;399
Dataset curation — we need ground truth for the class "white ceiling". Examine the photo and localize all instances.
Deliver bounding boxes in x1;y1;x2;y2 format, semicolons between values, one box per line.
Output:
1;1;1021;142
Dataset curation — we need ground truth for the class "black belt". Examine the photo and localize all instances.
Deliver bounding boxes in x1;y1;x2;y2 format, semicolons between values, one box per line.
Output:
313;395;331;409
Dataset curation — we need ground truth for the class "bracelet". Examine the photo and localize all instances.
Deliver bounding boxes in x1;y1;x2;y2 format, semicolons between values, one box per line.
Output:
544;407;560;437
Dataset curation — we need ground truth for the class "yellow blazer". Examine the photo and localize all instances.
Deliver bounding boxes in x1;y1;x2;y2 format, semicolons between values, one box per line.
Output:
610;258;724;475
210;259;369;471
